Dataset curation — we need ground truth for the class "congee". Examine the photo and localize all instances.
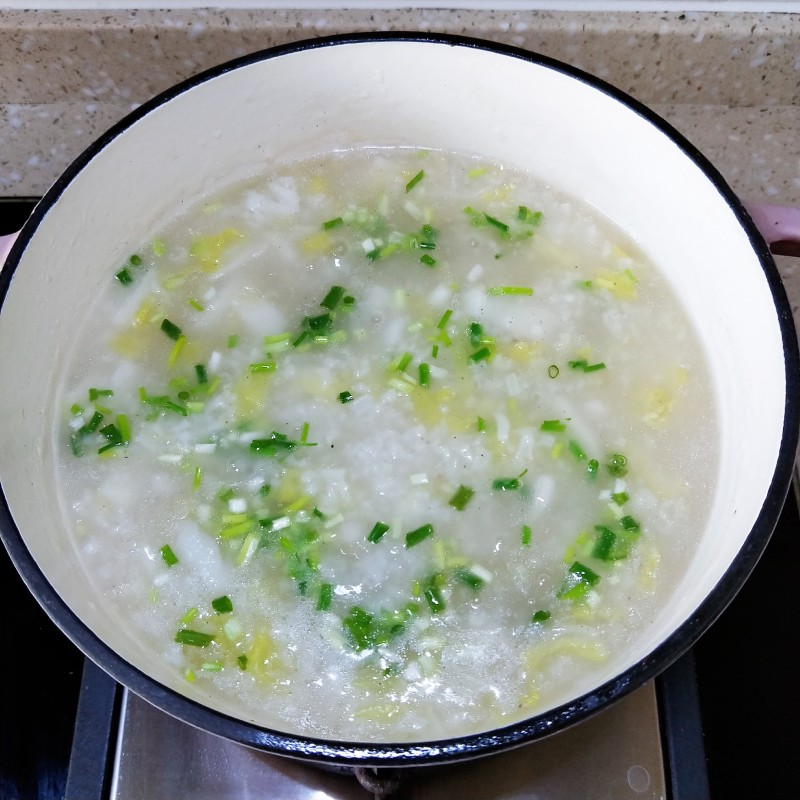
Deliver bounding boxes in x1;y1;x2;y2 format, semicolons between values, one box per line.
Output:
56;147;717;741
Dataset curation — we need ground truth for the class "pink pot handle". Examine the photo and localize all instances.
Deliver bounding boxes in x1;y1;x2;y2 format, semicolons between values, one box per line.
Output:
744;202;800;257
0;232;18;273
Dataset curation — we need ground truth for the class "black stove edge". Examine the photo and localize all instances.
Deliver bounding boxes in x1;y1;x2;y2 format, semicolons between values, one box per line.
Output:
64;660;121;800
61;650;707;800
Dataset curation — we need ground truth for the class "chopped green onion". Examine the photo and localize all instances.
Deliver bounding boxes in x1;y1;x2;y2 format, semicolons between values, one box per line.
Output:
193;466;203;490
531;610;551;623
212;595;233;614
418;362;430;387
161;318;182;341
195;364;208;384
556;561;601;600
368;521;390;543
395;351;413;372
436;309;453;330
540;419;566;432
424;584;445;614
237;654;248;670
455;568;485;590
129;254;143;267
487;286;533;296
476;416;486;432
592;526;618;561
420;253;437;267
116;267;133;285
611;491;629;506
483;213;509;234
583;362;606;373
521;524;532;546
89;388;113;401
518;206;543;226
159;544;178;567
620;515;640;532
548;364;560;378
606;453;629;477
492;477;521;491
316;583;333;612
338;390;354;403
568;440;587;462
320;285;346;310
322;216;344;230
587;458;599;478
249;360;277;373
448;484;475;511
405;169;425;193
175;629;214;647
405;523;434;548
227;334;239;348
188;298;204;311
469;346;492;363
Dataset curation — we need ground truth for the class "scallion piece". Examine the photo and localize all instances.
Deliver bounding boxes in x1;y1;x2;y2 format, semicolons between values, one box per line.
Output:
161;318;182;341
418;363;430;387
556;561;601;600
338;390;354;403
316;583;333;612
492;477;521;491
568;440;587;462
483;213;509;234
322;216;344;230
320;285;346;310
237;654;248;670
606;453;629;477
448;484;475;511
540;419;566;432
159;544;178;567
195;364;208;384
175;629;214;647
521;524;532;546
531;610;551;623
455;568;485;590
487;286;533;296
548;364;560;378
424;584;445;614
211;595;233;614
611;491;629;506
395;351;413;373
116;267;133;285
587;458;599;478
405;523;434;548
469;346;491;363
518;206;543;226
436;309;453;330
405;169;425;193
368;521;390;543
420;253;437;267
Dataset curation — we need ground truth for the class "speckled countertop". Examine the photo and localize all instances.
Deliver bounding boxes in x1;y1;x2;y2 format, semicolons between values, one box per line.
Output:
1;5;799;325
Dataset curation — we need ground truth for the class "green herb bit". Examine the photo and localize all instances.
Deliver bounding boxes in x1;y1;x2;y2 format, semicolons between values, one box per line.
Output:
469;346;492;363
97;423;125;454
540;419;566;432
548;364;560;379
591;526;618;561
237;654;249;670
521;524;532;546
420;253;437;267
342;606;375;650
193;466;203;490
569;358;606;373
568;440;587;462
487;286;533;296
188;298;204;311
88;388;113;402
367;522;389;544
322;216;344;230
227;334;239;348
418;362;431;387
492;477;521;491
405;169;425;193
159;544;178;567
476;416;486;432
249;431;298;458
175;629;214;647
518;206;544;226
320;285;346;311
405;523;434;548
436;309;453;330
302;312;334;335
316;583;333;612
455;568;485;590
115;267;133;285
483;213;510;234
606;453;629;477
611;491;629;506
195;364;208;384
161;318;183;341
211;595;233;614
144;394;187;416
129;254;143;267
448;484;475;511
620;515;640;532
249;360;277;374
587;459;599;478
556;561;601;600
338;390;354;404
531;610;551;623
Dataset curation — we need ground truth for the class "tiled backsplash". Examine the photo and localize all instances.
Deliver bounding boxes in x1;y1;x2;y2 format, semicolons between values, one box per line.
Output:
1;6;798;322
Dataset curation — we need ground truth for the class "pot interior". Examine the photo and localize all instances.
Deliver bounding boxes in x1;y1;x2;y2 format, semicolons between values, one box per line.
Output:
0;36;795;758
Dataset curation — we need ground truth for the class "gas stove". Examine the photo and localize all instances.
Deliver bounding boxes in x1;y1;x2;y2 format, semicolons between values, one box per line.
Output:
1;198;797;800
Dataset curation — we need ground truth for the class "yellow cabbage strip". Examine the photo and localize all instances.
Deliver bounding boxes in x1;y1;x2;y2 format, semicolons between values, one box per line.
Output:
245;631;290;686
594;268;638;300
189;228;243;272
524;637;608;675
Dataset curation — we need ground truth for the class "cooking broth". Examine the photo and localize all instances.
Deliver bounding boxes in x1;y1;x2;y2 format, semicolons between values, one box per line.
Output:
55;147;718;741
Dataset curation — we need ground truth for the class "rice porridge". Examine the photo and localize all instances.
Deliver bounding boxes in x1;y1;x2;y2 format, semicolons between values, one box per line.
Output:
55;147;718;741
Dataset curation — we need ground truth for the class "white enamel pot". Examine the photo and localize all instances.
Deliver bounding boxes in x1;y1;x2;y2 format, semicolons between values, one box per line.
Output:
1;33;798;767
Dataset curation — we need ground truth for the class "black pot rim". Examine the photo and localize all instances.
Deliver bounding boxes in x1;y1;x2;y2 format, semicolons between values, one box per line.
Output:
1;31;798;767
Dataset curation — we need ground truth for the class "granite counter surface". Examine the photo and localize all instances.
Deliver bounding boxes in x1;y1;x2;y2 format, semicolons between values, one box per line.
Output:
1;7;799;318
